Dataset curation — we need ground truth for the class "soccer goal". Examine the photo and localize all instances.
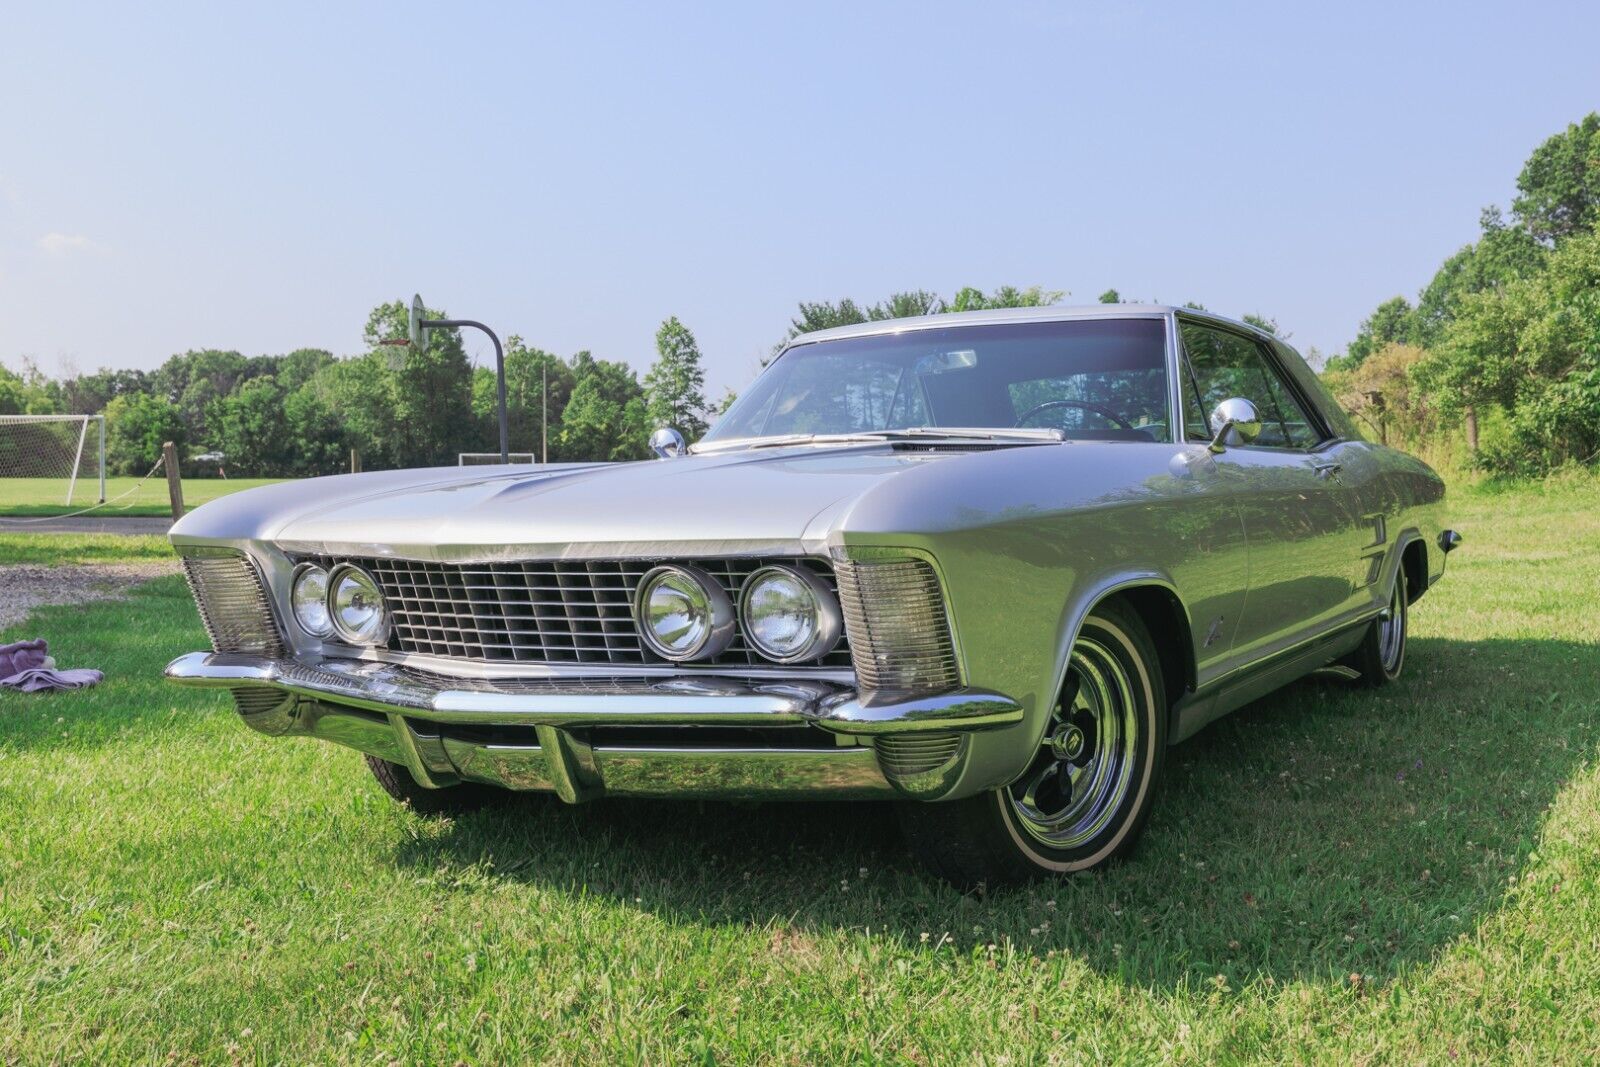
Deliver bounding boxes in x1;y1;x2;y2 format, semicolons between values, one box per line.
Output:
459;452;537;465
0;414;106;506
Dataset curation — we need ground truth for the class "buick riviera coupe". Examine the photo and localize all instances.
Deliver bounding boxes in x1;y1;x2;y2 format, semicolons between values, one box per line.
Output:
167;306;1459;888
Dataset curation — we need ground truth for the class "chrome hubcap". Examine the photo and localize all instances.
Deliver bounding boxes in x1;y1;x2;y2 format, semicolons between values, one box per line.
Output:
1007;636;1139;849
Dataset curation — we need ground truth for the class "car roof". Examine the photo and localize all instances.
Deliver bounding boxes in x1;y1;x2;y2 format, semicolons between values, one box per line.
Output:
789;303;1280;347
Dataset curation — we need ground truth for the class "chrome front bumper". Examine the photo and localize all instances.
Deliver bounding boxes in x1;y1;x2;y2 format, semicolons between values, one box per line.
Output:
164;652;1023;802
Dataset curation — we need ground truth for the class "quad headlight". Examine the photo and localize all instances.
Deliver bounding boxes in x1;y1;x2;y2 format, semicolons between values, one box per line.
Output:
326;564;390;646
634;564;736;661
739;565;842;664
290;563;333;637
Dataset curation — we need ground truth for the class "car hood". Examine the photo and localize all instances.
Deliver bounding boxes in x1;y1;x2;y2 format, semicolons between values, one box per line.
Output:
171;445;963;559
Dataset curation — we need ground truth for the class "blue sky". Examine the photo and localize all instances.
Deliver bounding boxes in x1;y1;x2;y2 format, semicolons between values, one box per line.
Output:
3;1;1597;396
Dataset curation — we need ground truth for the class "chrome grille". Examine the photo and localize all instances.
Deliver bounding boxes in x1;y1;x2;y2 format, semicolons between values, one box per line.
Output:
835;558;959;692
302;556;853;670
180;552;284;657
875;734;964;777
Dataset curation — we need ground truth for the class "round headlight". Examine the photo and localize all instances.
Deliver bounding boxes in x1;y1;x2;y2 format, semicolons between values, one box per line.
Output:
634;564;735;661
290;563;333;637
327;564;389;645
739;565;842;663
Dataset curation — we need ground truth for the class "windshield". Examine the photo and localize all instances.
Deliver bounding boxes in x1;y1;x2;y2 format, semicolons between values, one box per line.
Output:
703;318;1171;445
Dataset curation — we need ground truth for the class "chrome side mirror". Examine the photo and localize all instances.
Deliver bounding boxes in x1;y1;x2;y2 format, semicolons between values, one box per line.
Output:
650;426;686;459
1207;397;1261;453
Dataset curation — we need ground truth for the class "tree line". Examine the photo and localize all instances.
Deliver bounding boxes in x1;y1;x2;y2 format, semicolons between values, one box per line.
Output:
0;302;716;476
1324;113;1600;475
8;112;1596;480
5;285;1153;475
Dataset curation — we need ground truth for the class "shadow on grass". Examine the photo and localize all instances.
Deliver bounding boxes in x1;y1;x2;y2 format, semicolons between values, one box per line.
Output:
391;635;1600;987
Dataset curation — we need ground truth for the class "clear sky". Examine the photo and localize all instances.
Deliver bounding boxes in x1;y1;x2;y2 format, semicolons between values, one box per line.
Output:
3;1;1597;396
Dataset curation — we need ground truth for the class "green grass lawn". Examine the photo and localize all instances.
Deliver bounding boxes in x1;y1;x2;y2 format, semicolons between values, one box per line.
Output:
2;481;1598;1063
0;533;174;565
0;476;284;517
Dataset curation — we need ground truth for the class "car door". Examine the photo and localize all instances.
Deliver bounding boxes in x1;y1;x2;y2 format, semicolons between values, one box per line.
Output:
1176;318;1369;664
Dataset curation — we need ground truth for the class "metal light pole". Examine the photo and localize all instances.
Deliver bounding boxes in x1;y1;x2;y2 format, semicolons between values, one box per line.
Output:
408;294;509;464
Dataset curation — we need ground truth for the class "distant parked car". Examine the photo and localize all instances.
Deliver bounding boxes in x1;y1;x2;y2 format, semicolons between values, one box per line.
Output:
166;306;1459;888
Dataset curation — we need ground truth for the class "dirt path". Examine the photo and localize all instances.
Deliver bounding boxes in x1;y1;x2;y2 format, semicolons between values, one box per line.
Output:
0;516;173;535
0;562;182;630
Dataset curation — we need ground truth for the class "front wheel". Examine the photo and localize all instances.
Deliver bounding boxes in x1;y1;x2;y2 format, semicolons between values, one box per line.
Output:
898;600;1168;891
365;755;513;818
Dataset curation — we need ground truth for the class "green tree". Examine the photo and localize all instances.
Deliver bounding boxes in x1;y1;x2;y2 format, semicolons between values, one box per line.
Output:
363;299;474;467
209;376;293;475
645;317;710;439
0;359;63;414
1242;313;1284;337
1414;208;1546;347
947;285;1063;312
789;298;872;337
1511;113;1600;245
104;392;184;475
1329;297;1420;371
472;337;575;460
553;352;650;461
560;376;650;462
282;381;349;476
277;348;335;393
311;353;402;470
873;290;945;320
1416;224;1600;473
1098;288;1121;304
0;363;26;415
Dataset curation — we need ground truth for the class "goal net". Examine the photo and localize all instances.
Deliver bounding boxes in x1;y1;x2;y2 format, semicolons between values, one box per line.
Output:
459;452;538;465
0;415;106;506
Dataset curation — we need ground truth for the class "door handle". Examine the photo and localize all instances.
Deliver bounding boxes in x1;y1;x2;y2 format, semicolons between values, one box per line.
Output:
1313;462;1343;480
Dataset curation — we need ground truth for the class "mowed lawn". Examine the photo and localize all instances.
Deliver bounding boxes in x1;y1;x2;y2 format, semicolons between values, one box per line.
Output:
0;476;284;517
1;480;1597;1063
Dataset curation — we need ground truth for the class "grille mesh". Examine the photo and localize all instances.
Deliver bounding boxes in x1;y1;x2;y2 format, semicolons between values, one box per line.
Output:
180;554;284;657
304;556;852;670
875;734;963;777
835;558;959;692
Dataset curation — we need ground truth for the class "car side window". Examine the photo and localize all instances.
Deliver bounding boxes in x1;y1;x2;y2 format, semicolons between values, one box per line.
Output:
1177;322;1323;449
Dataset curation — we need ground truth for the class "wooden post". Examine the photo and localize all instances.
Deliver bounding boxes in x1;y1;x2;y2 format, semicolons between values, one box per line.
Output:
162;441;185;520
350;447;362;474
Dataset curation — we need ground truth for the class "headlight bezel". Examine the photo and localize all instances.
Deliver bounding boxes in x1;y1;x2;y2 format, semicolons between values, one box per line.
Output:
325;563;391;646
738;563;843;664
633;563;736;662
289;562;334;638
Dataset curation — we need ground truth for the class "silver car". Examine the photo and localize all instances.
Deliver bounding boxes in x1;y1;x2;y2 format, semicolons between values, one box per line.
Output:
166;305;1459;888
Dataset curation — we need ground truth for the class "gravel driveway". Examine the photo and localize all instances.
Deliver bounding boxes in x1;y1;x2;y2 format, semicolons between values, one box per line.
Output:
0;562;181;630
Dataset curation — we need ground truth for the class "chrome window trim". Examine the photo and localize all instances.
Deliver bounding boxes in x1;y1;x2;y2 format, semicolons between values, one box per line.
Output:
1172;312;1337;452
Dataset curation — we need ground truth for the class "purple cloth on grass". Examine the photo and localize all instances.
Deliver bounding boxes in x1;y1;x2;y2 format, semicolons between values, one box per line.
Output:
3;667;104;692
0;638;103;692
0;638;49;677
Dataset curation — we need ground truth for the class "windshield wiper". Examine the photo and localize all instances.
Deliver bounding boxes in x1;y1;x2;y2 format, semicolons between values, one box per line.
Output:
692;427;1064;454
861;427;1065;443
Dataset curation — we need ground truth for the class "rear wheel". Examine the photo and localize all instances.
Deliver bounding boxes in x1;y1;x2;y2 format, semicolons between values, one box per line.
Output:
365;756;512;817
1344;566;1408;687
898;600;1168;891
